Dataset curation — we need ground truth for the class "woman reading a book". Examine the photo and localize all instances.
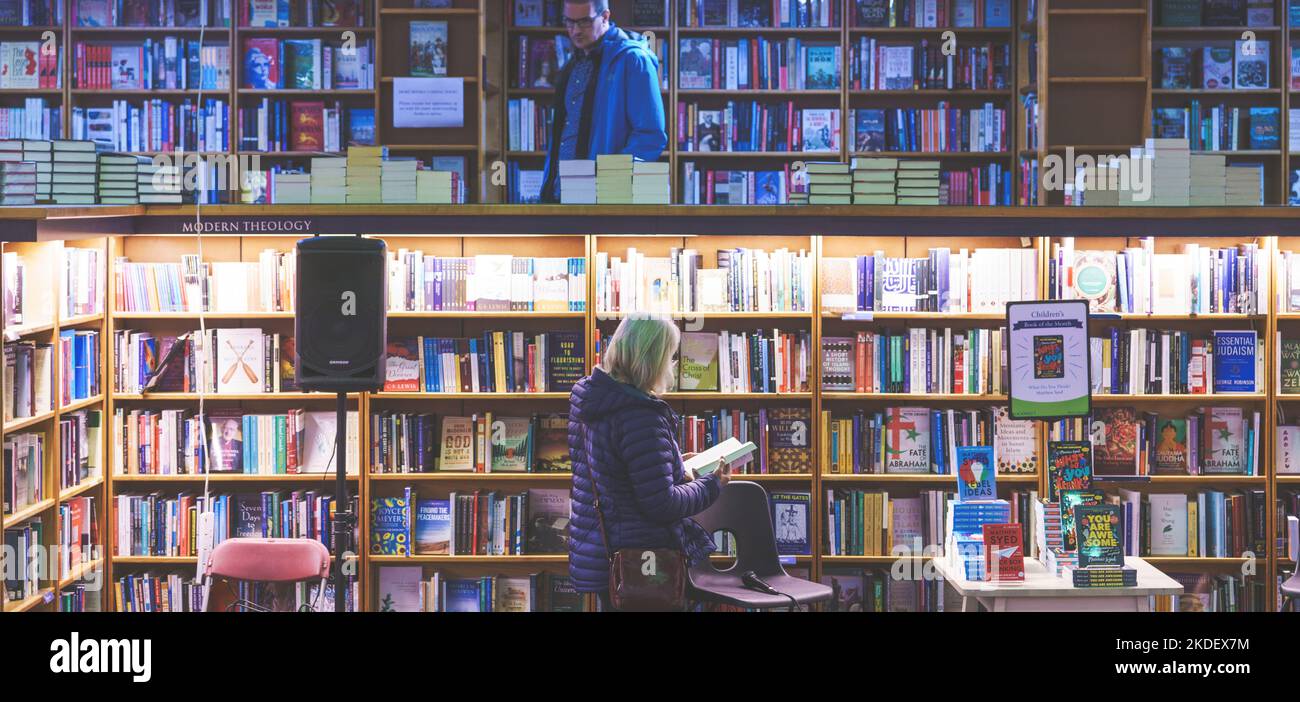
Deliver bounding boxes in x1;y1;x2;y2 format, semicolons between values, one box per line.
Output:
567;316;730;611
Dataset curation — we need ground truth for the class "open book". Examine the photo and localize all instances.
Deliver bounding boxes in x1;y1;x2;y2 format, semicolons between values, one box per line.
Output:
683;437;756;476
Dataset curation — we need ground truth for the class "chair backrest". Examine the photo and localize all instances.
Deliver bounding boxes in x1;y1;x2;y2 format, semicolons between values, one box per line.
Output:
1289;516;1299;565
690;481;785;577
204;538;331;583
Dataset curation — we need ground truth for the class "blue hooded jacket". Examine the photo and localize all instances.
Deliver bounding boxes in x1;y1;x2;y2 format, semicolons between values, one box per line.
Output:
540;23;667;202
567;368;720;593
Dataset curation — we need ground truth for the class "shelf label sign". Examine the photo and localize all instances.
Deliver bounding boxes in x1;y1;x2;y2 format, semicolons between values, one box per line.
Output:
1006;300;1091;420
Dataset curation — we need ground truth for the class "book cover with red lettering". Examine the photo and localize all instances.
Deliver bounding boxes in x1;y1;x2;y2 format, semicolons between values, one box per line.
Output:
290;101;325;152
982;522;1024;582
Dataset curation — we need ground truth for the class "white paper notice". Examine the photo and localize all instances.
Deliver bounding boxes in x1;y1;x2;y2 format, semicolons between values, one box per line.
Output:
393;77;464;129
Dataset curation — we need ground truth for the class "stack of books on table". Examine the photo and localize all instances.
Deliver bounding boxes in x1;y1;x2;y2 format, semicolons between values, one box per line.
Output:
1189;153;1227;207
311;157;347;204
416;169;455;204
559;159;596;204
595;154;633;204
0;159;37;206
1077;160;1120;206
850;157;897;205
19;139;52;202
50;140;101;205
137;161;184;204
270;171;311;204
806;162;851;205
381;158;418;204
97;153;144;204
631;159;670;204
1146;138;1190;207
346;146;385;203
896;160;940;205
1226;163;1264;205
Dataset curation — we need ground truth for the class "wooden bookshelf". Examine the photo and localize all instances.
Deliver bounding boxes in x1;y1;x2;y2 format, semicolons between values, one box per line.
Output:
1;235;110;612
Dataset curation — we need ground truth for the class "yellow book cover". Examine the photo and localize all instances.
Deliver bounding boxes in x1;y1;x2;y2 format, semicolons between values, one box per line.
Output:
1187;499;1198;557
493;331;507;391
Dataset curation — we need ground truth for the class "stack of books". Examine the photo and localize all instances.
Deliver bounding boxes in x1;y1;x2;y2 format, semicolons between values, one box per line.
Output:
896;160;940;205
310;157;347;204
850;157;897;205
21;140;52;202
0;160;36;206
806;162;851;205
1189;153;1227;207
346;146;385;203
381;158;418;204
1226;163;1264;205
1147;138;1190;207
558;159;596;204
631;160;670;204
97;154;143;205
50;140;100;205
137;161;183;204
271;171;311;204
595;154;633;204
416;170;455;204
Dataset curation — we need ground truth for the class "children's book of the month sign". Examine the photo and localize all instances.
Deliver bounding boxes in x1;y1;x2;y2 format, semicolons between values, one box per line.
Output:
1006;300;1091;419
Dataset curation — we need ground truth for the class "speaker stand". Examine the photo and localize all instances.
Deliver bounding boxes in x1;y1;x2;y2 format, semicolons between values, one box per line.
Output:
331;391;354;613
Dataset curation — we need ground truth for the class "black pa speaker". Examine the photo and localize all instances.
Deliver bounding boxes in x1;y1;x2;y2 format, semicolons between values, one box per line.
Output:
294;236;387;392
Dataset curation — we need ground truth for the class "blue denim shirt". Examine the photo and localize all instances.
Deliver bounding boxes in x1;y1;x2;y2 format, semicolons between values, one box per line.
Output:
557;47;600;161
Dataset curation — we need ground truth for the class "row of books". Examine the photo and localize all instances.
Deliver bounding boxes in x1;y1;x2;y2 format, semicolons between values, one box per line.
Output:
0;0;60;25
3;433;43;516
72;0;227;27
240;37;375;90
238;99;372;153
825;489;1035;557
851;0;1012;28
1018;156;1038;206
56;329;101;405
1157;43;1271;91
0;41;61;89
113;408;358;475
1158;0;1279;27
819;566;945;612
671;329;811;393
114;251;294;313
237;0;370;28
112;573;358;613
63;245;104;318
1049;406;1262;478
383;331;584;394
114;491;357;556
849;104;1007;154
71;99;229;153
677;102;840;153
74;40;230;90
680;165;794;204
57;495;97;573
370;412;569;475
821;406;1036;475
848;38;1010;91
4;341;52;422
1069;138;1265;207
594;246;813;313
799;158;1013;206
0;160;37;205
386;253;587;313
820;328;1007;395
677;37;840;91
820;247;1038;313
371;487;570;556
678;407;813;474
3;518;42;601
1129;490;1269;558
0;100;61;142
376;567;595;612
554;155;670;205
1048;238;1267;314
114;327;295;395
679;0;841;27
1153;104;1279;152
1089;328;1263;396
506;97;552;153
58;409;102;489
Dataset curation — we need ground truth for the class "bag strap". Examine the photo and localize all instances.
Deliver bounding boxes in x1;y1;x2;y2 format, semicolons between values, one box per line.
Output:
579;421;613;562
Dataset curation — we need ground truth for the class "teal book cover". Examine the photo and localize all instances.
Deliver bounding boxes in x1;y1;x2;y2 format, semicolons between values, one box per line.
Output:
956;446;996;501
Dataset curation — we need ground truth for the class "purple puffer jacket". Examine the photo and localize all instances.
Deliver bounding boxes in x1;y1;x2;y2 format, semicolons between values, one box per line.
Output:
567;367;721;593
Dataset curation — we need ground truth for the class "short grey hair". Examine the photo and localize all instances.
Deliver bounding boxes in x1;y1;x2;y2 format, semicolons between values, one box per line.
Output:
566;0;609;13
600;315;679;396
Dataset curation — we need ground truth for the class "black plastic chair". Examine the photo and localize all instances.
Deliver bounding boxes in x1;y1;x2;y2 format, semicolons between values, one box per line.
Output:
688;481;833;611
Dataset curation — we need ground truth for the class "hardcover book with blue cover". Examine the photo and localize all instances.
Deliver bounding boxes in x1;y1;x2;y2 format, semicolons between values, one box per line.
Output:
955;445;996;501
1211;330;1257;393
413;498;451;555
370;495;411;556
442;579;483;612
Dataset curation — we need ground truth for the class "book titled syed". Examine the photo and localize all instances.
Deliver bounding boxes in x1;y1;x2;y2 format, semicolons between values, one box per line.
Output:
1211;330;1257;393
981;523;1024;582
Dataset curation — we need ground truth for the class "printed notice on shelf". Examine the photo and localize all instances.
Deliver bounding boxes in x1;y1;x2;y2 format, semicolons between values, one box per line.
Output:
393;77;464;129
1006;300;1091;420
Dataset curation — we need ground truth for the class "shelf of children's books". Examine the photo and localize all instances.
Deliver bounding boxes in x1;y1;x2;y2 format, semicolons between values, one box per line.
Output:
60;394;103;414
3;498;57;531
3;589;54;613
60;476;104;500
4;410;57;433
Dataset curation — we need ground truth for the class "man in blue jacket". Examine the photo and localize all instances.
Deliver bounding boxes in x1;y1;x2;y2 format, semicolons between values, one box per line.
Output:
540;0;667;203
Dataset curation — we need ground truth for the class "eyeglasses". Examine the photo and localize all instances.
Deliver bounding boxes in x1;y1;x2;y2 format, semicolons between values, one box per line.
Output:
562;14;599;29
